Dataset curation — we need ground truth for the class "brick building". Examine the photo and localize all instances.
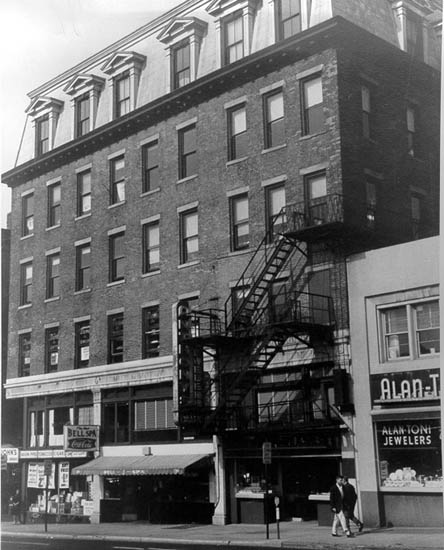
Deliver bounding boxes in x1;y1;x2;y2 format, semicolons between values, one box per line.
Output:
1;0;441;526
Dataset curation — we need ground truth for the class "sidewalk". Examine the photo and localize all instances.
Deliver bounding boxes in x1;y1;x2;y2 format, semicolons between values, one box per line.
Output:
2;519;444;549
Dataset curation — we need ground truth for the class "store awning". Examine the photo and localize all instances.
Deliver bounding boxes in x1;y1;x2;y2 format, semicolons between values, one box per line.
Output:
71;454;211;476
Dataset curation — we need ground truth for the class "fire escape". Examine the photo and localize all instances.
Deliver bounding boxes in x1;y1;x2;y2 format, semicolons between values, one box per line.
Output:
176;194;387;436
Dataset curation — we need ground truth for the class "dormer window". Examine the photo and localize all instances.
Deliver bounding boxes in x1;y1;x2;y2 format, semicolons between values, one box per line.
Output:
26;96;63;158
391;3;428;63
64;74;105;139
275;0;301;40
101;51;146;119
157;17;207;92
206;0;260;68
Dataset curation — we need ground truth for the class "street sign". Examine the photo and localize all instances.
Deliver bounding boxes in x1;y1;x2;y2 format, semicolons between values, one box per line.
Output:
262;442;272;464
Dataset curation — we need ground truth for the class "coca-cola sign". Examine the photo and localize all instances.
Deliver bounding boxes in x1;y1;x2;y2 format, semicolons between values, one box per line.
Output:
64;425;99;452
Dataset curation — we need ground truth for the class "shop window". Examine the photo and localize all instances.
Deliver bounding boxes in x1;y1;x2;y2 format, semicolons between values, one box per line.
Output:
361;85;372;139
142;305;160;358
29;410;45;447
223;11;244;65
22;193;34;237
142;140;159;193
45;326;59;373
142;221;160;273
103;401;129;443
46;253;60;299
75;320;90;369
20;261;33;306
227;104;247;161
19;332;31;377
77;170;91;216
380;300;440;361
302;76;323;135
108;312;124;363
265;184;286;240
76;243;91;291
230;193;249;251
275;0;301;40
109;231;125;282
376;419;442;489
47;182;61;228
110;156;125;204
180;209;199;264
49;407;73;446
264;90;284;149
134;399;174;431
178;124;197;180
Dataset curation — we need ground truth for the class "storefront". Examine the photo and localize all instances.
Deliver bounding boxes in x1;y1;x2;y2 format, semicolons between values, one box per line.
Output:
73;451;215;523
371;369;442;526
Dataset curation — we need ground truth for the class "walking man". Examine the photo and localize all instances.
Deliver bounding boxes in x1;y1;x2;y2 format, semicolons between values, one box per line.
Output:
343;477;364;532
329;475;353;538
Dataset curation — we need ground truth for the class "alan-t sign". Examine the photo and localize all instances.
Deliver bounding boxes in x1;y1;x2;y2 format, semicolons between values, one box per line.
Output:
64;425;99;451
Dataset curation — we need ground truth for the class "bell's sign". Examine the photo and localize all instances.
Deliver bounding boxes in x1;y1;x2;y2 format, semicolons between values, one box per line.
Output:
64;425;99;451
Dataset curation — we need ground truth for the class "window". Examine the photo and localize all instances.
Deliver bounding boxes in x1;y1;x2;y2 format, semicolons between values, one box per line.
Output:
49;407;73;446
75;320;90;369
173;42;191;89
110;156;125;204
103;401;129;443
142;222;160;273
306;172;327;225
30;410;45;447
47;182;61;227
266;184;286;238
45;327;59;373
228;105;247;160
178;297;200;338
77;170;91;216
46;253;60;299
302;76;323;135
223;11;244;65
142;140;159;193
76;243;91;291
109;232;125;282
19;333;31;377
406;14;423;59
275;0;301;40
230;194;249;251
36;116;49;156
264;90;284;149
411;194;423;240
406;106;416;156
180;209;199;263
115;72;130;117
361;86;371;139
178;124;197;179
78;405;94;424
142;306;160;358
20;262;33;306
381;300;439;361
75;94;90;137
134;399;174;431
108;312;124;363
22;193;34;236
366;179;377;229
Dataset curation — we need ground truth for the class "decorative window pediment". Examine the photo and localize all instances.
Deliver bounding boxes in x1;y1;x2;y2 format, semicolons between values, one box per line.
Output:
101;51;146;119
63;74;105;97
101;51;146;77
206;0;260;16
157;17;208;92
26;96;64;118
157;17;208;45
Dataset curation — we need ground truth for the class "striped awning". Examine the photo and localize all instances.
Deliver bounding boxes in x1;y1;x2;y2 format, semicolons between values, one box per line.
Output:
71;454;211;476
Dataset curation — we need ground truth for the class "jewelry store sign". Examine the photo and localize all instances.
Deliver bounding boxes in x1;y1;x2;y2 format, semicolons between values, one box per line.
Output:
376;419;440;449
64;425;99;451
371;369;440;405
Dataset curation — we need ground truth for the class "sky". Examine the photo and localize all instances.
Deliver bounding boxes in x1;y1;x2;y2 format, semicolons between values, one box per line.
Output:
0;0;184;228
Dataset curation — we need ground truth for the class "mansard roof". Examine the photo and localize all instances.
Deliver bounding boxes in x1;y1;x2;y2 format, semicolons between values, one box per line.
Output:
157;16;208;43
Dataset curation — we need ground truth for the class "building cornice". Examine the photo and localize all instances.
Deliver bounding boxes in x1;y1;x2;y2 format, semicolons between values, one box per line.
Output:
5;356;173;399
2;17;440;187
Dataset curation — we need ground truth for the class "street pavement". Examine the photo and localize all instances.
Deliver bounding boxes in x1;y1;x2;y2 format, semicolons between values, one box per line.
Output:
1;519;444;549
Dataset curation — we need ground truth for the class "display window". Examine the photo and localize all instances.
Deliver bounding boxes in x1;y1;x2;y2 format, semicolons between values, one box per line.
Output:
376;419;442;489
